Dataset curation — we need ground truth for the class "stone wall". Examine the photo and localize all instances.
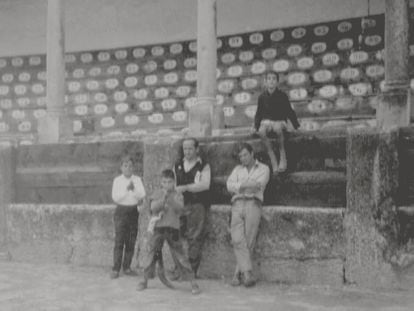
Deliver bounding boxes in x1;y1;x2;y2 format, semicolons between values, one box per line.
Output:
15;141;143;204
13;130;347;207
3;127;414;288
6;203;345;286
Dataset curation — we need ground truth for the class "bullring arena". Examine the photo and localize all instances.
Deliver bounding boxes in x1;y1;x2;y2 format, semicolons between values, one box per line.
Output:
0;0;414;310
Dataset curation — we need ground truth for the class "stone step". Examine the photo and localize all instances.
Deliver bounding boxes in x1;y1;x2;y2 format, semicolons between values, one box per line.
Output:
398;206;414;246
0;251;11;261
212;170;346;207
268;171;346;207
203;130;346;178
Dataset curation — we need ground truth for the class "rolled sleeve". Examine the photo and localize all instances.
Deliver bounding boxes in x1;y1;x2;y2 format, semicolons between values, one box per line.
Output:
256;165;270;192
226;166;242;194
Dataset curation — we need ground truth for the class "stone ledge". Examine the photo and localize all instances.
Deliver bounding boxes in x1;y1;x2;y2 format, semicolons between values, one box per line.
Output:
7;203;345;285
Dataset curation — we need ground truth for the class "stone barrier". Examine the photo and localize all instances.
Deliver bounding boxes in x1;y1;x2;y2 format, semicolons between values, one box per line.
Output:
7;203;345;285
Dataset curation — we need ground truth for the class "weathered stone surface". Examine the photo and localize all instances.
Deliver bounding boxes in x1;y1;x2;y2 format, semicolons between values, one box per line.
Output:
15;141;144;204
7;203;344;285
7;204;116;267
0;146;15;257
345;128;400;288
197;131;347;206
199;205;345;285
14;130;347;206
397;206;414;250
399;126;414;205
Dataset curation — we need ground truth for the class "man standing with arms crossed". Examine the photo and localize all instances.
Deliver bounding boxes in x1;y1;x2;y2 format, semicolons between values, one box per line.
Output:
227;143;270;287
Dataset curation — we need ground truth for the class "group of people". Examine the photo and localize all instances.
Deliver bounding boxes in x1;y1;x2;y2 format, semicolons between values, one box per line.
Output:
109;71;300;295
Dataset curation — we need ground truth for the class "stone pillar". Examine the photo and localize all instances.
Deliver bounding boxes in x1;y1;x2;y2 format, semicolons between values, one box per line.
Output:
189;0;224;137
377;0;411;130
344;128;400;288
0;146;15;260
38;0;72;143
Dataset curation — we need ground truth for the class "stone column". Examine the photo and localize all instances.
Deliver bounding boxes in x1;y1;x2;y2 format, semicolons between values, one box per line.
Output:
189;0;224;137
377;0;411;130
344;128;400;288
38;0;72;143
0;146;15;260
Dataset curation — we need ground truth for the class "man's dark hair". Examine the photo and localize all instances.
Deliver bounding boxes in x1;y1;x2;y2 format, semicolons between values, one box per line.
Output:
265;71;279;81
161;169;175;180
237;142;254;155
182;137;199;148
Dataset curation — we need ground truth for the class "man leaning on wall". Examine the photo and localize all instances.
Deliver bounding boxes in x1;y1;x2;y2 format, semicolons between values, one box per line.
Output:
170;137;211;279
226;142;270;287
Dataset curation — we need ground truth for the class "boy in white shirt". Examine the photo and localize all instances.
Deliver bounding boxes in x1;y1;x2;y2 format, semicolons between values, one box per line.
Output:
110;156;146;279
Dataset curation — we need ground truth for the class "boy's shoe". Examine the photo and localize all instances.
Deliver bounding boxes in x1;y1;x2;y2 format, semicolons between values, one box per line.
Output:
243;271;256;288
190;282;201;295
230;272;242;286
123;268;138;276
136;280;148;291
110;271;119;279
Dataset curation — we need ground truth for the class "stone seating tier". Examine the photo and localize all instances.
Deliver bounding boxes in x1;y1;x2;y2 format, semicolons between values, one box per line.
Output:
14;129;346;207
0;11;398;140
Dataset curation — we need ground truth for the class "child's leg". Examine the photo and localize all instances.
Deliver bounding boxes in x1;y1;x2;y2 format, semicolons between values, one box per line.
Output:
169;215;187;280
257;126;279;173
112;206;127;277
122;206;138;272
273;125;287;172
137;230;164;291
166;228;201;294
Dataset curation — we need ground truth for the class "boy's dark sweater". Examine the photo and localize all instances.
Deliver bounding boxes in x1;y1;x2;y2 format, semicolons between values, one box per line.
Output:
254;88;300;130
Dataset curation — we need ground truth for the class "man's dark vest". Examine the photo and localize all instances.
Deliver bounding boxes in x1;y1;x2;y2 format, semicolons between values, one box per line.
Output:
175;158;210;206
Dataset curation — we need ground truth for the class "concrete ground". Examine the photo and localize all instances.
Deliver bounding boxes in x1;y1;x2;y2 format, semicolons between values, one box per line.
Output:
1;261;414;311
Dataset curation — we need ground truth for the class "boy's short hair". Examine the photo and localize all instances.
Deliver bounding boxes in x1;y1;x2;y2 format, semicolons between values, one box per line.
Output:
121;155;133;165
265;71;279;81
161;169;175;180
237;142;254;155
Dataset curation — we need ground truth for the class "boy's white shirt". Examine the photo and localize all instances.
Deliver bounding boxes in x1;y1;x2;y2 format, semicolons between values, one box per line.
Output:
111;174;146;206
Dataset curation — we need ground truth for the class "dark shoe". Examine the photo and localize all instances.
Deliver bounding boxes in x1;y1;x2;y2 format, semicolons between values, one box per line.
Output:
123;268;138;276
110;270;119;279
243;271;256;288
191;281;201;295
136;280;148;291
230;272;242;286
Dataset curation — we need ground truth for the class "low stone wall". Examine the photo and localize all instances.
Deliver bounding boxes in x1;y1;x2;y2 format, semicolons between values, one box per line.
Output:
7;203;345;285
7;204;115;267
15;141;144;204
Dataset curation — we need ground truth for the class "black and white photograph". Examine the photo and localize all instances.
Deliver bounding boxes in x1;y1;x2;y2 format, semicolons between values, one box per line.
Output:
0;0;414;310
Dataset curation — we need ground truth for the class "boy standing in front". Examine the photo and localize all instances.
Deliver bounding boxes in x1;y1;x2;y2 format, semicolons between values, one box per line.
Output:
253;71;300;174
137;169;201;295
110;156;146;279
